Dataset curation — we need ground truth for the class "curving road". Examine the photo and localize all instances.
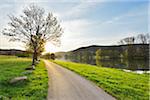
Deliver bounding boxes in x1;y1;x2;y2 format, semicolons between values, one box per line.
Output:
44;60;116;100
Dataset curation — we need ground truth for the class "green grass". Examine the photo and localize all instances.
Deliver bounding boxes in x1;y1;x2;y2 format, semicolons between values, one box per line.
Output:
54;60;149;100
0;55;48;100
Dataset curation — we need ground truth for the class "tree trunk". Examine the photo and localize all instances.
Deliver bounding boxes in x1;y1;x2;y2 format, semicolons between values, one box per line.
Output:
32;46;37;65
32;50;36;65
31;25;39;65
35;52;38;61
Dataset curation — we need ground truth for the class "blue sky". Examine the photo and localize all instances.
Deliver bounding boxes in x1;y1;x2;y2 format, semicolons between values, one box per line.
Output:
0;0;148;52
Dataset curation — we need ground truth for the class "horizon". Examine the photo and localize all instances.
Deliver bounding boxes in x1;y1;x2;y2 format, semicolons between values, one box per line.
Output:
0;0;148;53
0;43;149;53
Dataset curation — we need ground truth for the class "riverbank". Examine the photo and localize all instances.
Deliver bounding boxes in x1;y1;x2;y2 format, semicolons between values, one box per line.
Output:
54;60;149;100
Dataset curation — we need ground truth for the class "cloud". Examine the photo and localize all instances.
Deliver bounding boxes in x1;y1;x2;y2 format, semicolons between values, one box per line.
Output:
59;3;148;51
103;4;148;24
0;1;148;52
61;19;91;38
64;3;96;17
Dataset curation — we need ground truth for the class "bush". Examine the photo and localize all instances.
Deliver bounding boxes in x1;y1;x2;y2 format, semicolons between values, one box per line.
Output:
16;53;31;57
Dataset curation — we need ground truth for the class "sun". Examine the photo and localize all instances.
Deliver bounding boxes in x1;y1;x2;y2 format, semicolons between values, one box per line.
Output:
45;42;58;53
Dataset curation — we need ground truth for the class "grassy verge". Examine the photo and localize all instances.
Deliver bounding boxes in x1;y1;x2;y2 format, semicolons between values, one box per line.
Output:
54;60;149;100
0;55;48;100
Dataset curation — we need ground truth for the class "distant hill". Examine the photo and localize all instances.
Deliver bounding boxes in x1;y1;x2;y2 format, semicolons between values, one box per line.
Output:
72;44;149;52
55;44;149;60
55;51;67;60
0;49;28;56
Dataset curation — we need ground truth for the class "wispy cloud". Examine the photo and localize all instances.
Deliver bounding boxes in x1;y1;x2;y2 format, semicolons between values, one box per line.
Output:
104;4;147;24
59;2;98;20
0;0;148;52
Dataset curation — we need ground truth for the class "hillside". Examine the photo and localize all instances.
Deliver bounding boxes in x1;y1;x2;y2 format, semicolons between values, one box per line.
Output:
56;44;149;59
55;44;149;70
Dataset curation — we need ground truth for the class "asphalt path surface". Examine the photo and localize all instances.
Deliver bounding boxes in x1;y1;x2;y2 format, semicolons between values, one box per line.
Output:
44;60;116;100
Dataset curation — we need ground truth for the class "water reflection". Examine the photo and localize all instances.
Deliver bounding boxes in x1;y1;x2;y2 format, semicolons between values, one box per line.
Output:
62;44;149;71
71;58;149;71
98;59;149;71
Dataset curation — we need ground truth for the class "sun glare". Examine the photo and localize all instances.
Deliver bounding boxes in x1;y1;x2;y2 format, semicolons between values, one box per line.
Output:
45;42;58;53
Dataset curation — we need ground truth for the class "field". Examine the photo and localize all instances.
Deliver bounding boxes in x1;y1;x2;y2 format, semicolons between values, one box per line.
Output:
54;60;149;100
0;55;48;99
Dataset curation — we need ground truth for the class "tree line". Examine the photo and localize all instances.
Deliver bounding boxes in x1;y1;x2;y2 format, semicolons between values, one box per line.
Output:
118;33;150;45
64;42;149;66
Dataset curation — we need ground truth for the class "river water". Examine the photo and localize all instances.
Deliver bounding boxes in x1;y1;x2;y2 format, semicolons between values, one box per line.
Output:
68;58;149;71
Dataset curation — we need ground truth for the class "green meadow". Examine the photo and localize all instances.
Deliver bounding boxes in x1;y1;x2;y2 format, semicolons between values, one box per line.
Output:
54;60;149;100
0;55;149;100
0;55;48;99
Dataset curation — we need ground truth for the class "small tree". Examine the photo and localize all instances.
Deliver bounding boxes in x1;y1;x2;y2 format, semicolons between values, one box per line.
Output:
42;53;51;59
50;53;55;60
2;4;63;66
137;33;150;44
118;37;135;45
95;49;101;66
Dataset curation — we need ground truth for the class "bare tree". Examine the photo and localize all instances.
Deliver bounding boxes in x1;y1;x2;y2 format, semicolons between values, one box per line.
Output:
118;40;125;45
124;37;135;44
2;4;63;66
137;33;150;44
118;33;150;45
118;37;135;45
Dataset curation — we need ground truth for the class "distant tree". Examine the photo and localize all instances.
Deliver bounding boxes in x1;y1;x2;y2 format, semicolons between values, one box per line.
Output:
118;33;150;45
42;53;51;59
118;40;125;45
2;4;63;66
95;49;101;66
137;33;150;44
118;37;135;45
111;50;120;59
121;49;128;59
82;51;89;63
50;53;55;60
